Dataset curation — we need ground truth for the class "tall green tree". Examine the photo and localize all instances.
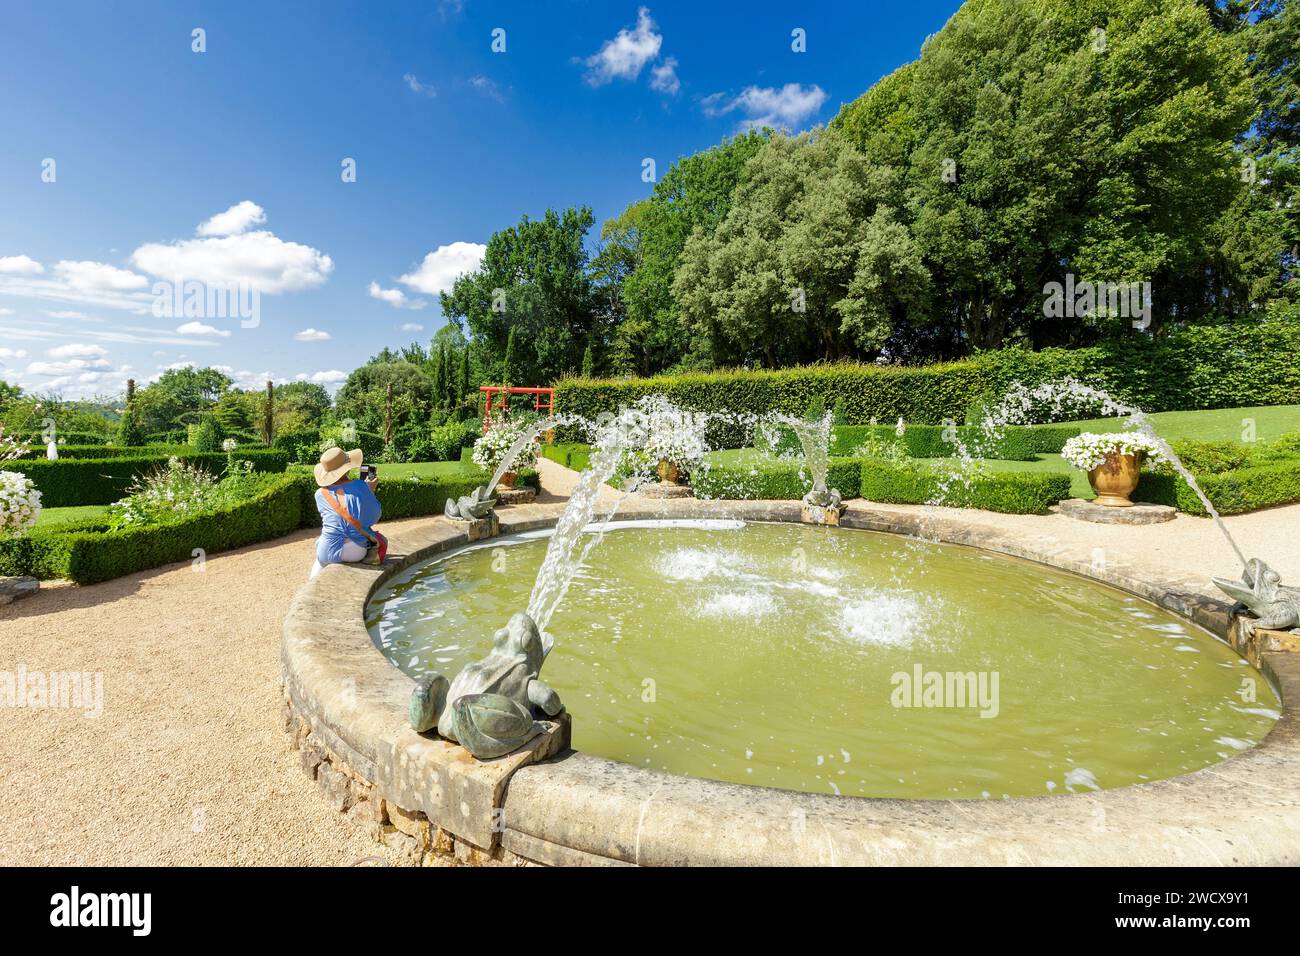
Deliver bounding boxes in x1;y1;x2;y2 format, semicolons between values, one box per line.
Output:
440;208;597;386
674;128;930;366
134;366;232;434
614;132;768;374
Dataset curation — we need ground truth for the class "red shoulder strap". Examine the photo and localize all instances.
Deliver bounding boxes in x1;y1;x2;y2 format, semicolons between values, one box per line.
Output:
321;487;377;543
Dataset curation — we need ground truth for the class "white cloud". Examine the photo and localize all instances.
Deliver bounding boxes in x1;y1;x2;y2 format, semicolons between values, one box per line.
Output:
585;7;662;85
175;321;232;337
47;343;109;359
701;83;828;130
299;369;347;384
0;348;27;360
197;201;267;238
45;310;91;320
398;242;486;296
0;308;13;316
650;57;680;95
399;322;425;332
367;281;427;310
404;73;436;97
133;221;333;295
469;74;506;102
294;328;331;342
0;255;43;275
53;260;149;292
26;356;111;376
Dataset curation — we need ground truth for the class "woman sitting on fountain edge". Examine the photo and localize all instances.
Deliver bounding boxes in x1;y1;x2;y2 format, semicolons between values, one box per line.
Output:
309;446;385;578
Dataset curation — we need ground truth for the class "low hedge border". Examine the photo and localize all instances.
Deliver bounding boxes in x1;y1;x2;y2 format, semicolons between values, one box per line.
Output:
693;457;864;502
858;461;1072;514
25;443;194;460
0;473;305;584
1135;460;1300;516
7;448;290;507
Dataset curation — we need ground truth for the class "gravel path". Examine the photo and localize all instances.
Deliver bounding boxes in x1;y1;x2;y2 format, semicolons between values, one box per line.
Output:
0;523;432;866
2;458;1296;865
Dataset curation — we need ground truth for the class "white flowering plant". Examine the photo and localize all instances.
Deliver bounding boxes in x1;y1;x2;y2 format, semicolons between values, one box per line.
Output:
637;395;709;472
0;471;42;535
107;457;221;529
221;438;238;452
472;416;538;473
1061;431;1165;471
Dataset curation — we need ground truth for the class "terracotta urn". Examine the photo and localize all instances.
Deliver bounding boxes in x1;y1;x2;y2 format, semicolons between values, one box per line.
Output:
1088;451;1141;507
657;459;681;485
497;471;517;489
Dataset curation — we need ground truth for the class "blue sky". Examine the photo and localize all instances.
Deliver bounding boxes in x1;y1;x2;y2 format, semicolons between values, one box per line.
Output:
0;0;959;399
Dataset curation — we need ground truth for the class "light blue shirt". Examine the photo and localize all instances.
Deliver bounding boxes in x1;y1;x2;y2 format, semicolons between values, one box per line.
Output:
314;479;381;564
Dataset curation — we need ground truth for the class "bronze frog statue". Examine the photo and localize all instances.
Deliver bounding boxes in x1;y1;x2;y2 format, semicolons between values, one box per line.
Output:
1213;558;1300;639
408;611;564;759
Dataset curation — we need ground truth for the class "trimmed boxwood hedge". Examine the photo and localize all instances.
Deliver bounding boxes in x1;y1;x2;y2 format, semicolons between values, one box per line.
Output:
7;448;290;507
1135;460;1300;516
554;321;1300;429
693;457;864;501
0;465;519;583
25;430;111;445
26;443;194;460
858;461;1072;514
819;424;1078;460
0;473;305;584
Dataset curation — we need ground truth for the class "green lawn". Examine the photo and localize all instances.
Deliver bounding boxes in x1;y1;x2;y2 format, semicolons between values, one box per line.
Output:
1063;404;1300;443
35;504;109;527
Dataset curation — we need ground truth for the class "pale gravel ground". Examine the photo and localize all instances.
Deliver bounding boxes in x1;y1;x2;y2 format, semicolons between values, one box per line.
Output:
1;456;1296;865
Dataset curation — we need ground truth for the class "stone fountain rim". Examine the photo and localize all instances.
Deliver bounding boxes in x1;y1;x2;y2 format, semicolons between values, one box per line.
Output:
282;499;1300;866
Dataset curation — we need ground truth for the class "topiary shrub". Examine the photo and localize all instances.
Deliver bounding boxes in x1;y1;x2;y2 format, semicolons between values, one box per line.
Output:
189;417;224;453
115;412;144;447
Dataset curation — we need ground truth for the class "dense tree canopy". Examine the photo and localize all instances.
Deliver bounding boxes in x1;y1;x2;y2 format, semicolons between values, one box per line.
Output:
440;207;598;386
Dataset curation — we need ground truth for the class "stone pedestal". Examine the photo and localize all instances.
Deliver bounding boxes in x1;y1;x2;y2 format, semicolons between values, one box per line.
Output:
495;487;536;506
1229;618;1300;669
1058;498;1176;525
640;482;694;499
0;576;38;606
449;513;500;541
801;503;845;526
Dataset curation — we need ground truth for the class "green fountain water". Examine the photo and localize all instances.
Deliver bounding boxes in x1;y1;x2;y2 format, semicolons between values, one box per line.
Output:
368;521;1277;799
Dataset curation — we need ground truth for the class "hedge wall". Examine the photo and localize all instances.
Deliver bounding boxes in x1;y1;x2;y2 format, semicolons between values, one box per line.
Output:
858;461;1072;514
554;321;1300;429
7;448;289;507
808;424;1077;459
0;473;305;584
540;442;594;472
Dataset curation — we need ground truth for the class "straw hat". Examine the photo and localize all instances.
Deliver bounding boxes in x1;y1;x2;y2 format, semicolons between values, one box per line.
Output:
314;446;363;487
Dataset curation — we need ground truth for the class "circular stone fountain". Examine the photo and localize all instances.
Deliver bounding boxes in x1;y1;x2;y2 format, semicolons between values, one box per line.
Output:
369;520;1275;800
282;499;1300;866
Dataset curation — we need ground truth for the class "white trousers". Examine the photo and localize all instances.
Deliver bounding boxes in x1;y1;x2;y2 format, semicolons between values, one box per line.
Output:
309;538;369;578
